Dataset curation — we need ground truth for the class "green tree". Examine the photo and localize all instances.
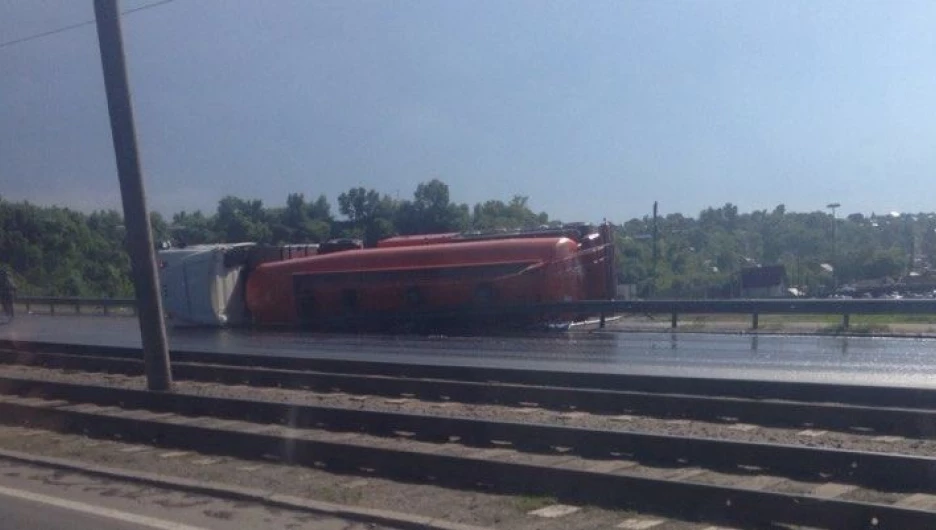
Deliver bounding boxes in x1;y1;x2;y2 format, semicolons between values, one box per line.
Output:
170;210;215;246
471;195;548;231
271;193;332;243
214;196;272;243
337;187;398;246
395;179;470;235
150;211;170;246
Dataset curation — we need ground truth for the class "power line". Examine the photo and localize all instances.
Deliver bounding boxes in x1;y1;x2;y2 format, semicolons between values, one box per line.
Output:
0;0;178;49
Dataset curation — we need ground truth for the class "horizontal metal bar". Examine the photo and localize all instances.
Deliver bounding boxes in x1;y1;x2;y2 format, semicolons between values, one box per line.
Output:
570;298;936;316
15;296;936;315
0;389;930;529
575;298;936;315
17;296;135;307
305;298;936;330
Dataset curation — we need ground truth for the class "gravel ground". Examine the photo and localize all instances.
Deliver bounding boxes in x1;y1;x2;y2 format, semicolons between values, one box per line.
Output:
2;363;935;459
0;391;916;522
0;362;923;526
0;424;736;530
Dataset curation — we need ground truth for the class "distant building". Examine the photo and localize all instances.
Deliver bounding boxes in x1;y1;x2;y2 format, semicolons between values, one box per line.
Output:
740;265;786;298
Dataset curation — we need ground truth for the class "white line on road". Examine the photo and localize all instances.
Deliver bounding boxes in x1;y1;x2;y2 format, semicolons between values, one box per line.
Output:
0;484;210;530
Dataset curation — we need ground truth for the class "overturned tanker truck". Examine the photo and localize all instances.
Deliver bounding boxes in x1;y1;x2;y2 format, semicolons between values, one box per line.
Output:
157;222;616;331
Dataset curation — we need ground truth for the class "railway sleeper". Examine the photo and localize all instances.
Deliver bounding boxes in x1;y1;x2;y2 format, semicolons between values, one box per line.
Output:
0;394;931;529
5;349;936;442
0;375;933;494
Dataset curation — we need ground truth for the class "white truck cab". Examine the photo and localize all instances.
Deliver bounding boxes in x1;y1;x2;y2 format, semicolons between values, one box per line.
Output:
157;243;255;327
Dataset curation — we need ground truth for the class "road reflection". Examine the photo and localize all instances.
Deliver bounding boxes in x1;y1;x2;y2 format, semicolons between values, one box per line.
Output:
4;315;936;387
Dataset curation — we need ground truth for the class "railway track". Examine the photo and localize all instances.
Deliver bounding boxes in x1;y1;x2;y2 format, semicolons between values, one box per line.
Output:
1;340;936;528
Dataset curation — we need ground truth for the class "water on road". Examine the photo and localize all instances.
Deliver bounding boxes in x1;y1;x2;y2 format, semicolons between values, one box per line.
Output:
3;314;936;387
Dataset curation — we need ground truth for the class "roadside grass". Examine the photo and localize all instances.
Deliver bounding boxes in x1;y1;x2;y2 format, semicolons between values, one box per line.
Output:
764;314;936;325
851;314;936;324
759;314;840;325
819;322;891;335
677;313;936;328
617;313;936;335
513;495;557;513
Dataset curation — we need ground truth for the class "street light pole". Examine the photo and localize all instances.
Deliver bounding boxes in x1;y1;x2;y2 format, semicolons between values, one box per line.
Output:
94;0;173;391
651;201;659;298
826;202;841;292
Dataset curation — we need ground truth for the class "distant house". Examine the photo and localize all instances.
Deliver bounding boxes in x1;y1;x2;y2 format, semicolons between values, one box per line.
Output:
740;265;786;298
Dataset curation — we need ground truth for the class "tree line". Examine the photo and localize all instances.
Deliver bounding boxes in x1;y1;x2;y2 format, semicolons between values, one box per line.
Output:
1;180;932;298
0;180;549;297
617;203;935;298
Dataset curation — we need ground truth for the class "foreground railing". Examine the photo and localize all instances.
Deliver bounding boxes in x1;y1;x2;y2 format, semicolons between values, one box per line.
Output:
311;298;936;330
15;296;936;329
564;298;936;329
17;296;136;316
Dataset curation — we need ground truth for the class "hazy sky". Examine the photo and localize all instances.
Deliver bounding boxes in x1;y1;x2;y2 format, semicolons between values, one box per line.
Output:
2;1;935;223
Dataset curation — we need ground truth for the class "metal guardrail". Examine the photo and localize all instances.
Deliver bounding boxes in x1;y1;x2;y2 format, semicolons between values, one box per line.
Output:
572;298;936;315
315;298;936;330
17;296;135;316
565;298;936;329
13;296;936;328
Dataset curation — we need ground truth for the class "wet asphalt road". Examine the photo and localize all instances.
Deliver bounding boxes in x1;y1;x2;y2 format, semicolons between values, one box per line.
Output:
2;314;936;387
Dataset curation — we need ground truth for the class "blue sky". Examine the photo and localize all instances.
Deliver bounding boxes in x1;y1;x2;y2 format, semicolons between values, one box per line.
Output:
2;1;935;223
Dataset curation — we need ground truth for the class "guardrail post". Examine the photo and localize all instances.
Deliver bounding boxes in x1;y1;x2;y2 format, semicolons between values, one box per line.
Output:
50;303;55;316
843;314;850;329
25;301;30;313
599;312;606;329
752;313;759;330
671;312;678;328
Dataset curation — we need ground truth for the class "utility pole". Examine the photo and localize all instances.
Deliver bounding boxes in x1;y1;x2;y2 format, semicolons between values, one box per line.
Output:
94;0;172;391
906;215;916;275
651;201;659;298
826;202;840;292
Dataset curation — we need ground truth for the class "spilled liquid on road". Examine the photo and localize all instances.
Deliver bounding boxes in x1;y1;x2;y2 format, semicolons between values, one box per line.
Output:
3;314;936;388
